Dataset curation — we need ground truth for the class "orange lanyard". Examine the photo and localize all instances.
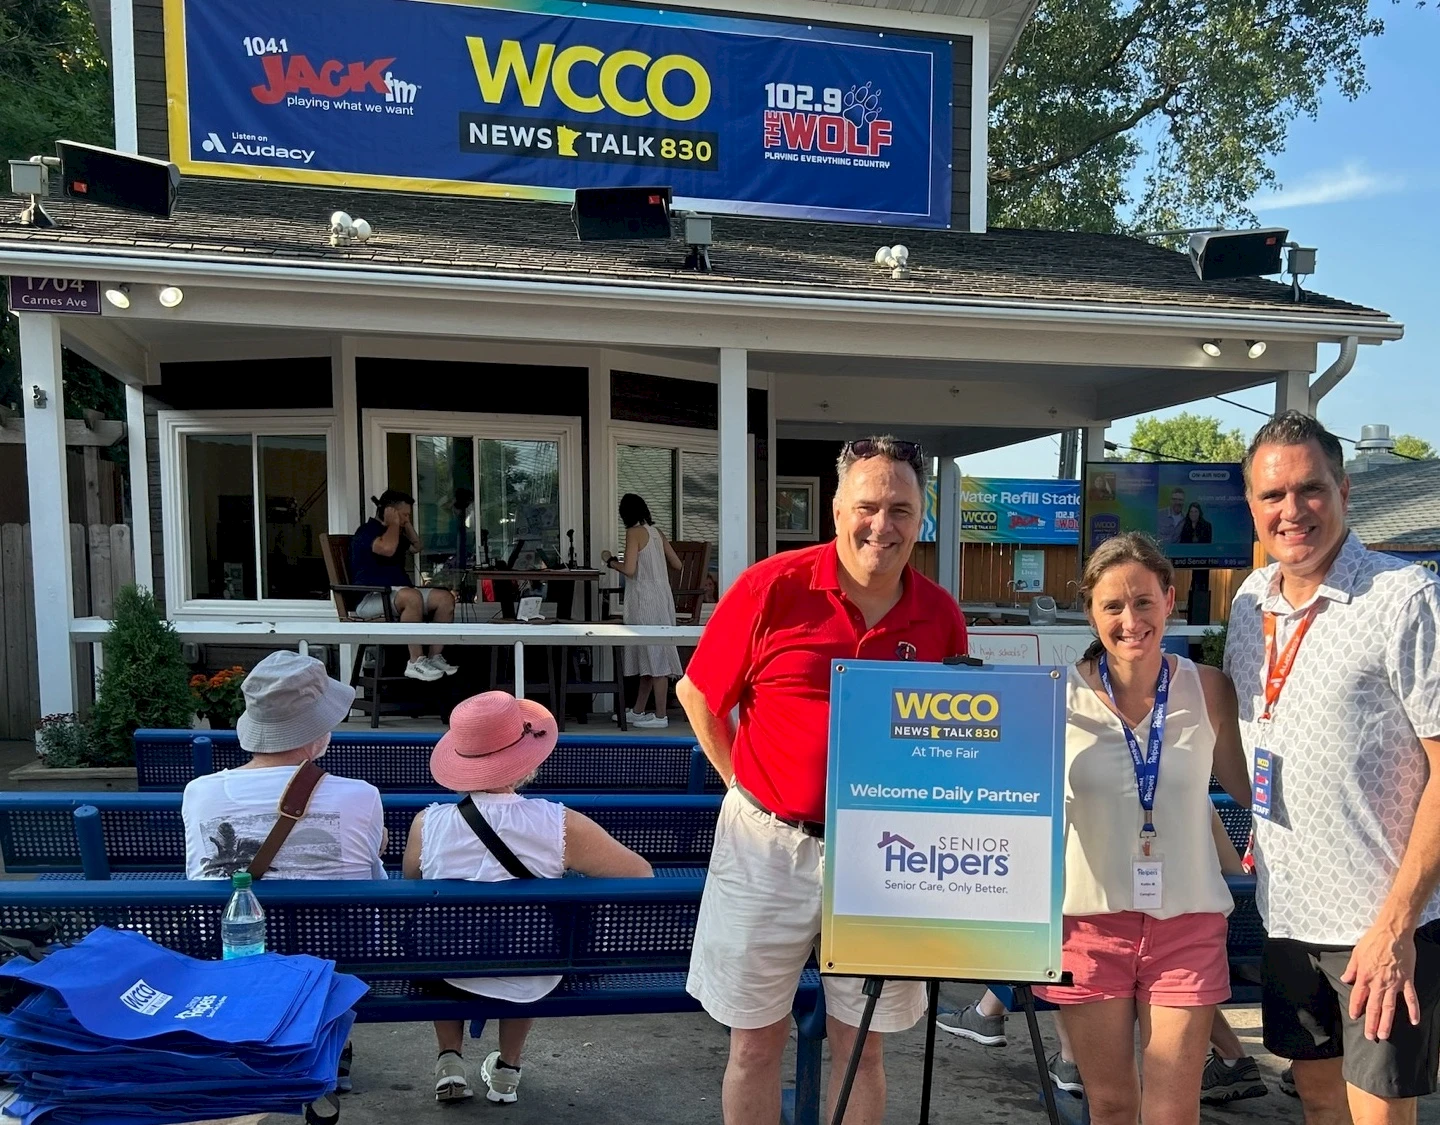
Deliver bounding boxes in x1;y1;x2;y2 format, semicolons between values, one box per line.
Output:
1261;604;1320;722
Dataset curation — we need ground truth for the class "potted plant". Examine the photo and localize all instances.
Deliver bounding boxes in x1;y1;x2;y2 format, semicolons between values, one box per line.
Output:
190;666;248;729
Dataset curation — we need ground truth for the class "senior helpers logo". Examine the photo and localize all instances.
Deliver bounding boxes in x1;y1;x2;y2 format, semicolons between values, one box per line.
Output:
889;689;1002;740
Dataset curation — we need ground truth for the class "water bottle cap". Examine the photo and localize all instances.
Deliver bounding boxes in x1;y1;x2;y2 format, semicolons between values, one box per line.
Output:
232;871;252;889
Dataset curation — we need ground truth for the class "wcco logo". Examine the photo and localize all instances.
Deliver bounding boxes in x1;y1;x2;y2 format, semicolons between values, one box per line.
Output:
889;689;1003;741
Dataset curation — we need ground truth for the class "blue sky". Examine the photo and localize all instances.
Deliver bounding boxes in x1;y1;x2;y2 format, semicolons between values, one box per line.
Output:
966;1;1439;479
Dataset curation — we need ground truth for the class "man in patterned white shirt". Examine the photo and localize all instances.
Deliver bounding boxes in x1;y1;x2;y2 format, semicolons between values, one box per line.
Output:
1226;411;1440;1125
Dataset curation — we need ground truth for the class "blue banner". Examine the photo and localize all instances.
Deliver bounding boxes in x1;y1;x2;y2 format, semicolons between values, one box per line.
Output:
821;661;1067;982
960;476;1080;545
1383;549;1440;575
167;0;953;226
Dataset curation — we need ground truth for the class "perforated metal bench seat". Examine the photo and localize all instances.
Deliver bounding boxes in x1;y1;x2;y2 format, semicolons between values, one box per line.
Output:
133;729;725;794
0;793;721;873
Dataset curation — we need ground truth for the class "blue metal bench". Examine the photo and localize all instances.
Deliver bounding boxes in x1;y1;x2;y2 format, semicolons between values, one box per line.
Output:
0;792;723;875
133;729;725;794
0;876;825;1125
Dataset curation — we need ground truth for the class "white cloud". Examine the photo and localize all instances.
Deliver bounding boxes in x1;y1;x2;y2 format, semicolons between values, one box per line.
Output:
1251;162;1401;210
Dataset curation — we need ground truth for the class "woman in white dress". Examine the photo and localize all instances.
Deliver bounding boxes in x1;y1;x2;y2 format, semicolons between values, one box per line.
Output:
602;493;684;729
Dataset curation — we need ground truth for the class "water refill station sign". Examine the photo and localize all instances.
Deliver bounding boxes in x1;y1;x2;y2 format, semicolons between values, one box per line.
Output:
164;0;953;226
822;661;1066;983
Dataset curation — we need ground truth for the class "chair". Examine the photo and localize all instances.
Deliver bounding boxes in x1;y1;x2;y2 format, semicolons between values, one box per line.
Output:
319;533;417;729
668;540;712;625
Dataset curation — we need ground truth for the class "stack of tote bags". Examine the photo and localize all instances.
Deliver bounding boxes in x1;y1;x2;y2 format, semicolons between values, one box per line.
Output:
0;927;366;1125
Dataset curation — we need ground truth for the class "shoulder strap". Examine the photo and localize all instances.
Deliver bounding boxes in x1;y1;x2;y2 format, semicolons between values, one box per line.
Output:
248;760;327;881
456;796;537;880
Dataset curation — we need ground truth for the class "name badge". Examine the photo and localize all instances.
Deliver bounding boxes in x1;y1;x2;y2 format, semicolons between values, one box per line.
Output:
1253;749;1277;822
1133;858;1163;910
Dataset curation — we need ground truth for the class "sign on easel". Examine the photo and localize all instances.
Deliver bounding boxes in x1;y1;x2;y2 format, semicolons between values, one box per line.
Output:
821;661;1067;983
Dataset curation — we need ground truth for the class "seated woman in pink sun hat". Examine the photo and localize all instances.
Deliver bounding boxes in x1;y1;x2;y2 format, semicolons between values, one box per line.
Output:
403;691;653;1105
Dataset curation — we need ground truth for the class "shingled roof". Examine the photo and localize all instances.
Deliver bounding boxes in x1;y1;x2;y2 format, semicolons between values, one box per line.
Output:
0;177;1392;321
1347;460;1440;550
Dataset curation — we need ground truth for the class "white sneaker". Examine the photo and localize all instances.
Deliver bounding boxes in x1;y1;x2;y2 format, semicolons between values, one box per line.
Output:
426;654;459;676
433;1053;472;1101
405;658;442;682
625;709;652;725
633;714;670;729
480;1050;522;1104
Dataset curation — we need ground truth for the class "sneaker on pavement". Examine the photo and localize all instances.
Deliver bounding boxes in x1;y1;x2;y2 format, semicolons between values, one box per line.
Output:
406;658;443;682
1047;1051;1084;1095
633;714;670;729
624;709;651;724
426;654;459;676
433;1053;472;1102
1200;1051;1268;1104
935;1003;1007;1047
481;1050;522;1104
1279;1065;1297;1098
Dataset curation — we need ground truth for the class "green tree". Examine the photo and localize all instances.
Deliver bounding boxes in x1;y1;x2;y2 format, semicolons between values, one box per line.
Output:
1394;434;1437;460
0;0;116;416
989;0;1386;231
89;586;194;765
1124;413;1248;463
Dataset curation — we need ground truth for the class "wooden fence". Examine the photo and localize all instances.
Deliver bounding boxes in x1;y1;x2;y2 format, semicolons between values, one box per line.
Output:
0;524;134;741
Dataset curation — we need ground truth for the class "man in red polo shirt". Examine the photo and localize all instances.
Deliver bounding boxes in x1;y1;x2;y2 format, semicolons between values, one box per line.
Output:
678;436;968;1124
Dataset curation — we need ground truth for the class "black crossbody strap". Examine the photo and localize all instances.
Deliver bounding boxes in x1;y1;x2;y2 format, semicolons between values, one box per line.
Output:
456;796;537;880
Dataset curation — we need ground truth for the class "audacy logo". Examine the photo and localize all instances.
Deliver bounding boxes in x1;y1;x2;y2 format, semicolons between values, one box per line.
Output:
880;832;1010;878
200;131;316;164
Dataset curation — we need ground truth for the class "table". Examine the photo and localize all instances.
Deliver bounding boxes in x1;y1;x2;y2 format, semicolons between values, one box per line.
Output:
471;567;607;621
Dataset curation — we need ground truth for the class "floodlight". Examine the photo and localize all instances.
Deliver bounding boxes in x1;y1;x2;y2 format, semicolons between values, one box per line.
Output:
571;186;672;241
1200;340;1223;358
1247;340;1267;359
57;141;179;219
158;285;184;308
103;284;131;309
329;211;352;233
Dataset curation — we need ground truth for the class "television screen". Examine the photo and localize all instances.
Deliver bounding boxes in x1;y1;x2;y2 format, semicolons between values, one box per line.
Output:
1083;462;1254;569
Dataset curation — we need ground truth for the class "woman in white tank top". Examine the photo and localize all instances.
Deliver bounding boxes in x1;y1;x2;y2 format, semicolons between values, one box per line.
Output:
1033;533;1251;1125
402;692;653;1106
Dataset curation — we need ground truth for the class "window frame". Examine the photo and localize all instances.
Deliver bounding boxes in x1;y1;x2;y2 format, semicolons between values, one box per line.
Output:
362;410;585;572
158;410;342;617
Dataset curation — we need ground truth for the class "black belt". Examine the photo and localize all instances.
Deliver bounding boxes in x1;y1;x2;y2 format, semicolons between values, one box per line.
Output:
734;782;825;839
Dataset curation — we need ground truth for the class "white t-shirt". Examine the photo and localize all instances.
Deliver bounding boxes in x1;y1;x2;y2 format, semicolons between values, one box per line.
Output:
420;792;567;1003
1226;533;1440;944
182;765;386;881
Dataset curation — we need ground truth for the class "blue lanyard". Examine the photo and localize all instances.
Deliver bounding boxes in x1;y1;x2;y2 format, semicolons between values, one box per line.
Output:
1097;654;1170;842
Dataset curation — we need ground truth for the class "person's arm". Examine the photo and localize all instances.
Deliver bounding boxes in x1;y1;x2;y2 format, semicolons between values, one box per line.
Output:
398;507;421;554
1343;586;1440;1041
604;526;646;579
1209;804;1244;875
371;509;406;558
677;676;736;784
1198;664;1251;807
401;808;425;880
563;809;653;877
661;533;683;573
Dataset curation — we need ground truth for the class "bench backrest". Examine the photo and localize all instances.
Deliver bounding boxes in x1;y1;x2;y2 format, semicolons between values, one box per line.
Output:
133;729;724;793
0;877;703;977
0;793;722;874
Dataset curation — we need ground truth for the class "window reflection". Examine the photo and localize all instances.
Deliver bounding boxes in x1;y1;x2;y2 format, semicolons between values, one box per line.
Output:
258;435;328;600
186;434;254;600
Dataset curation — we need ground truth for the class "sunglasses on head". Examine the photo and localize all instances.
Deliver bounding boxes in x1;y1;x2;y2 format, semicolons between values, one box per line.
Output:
843;439;924;469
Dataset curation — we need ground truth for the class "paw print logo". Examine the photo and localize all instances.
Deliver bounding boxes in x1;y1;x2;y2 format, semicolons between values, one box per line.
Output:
842;83;883;140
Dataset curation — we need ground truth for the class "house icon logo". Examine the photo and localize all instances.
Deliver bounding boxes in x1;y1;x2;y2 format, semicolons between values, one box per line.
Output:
877;831;915;850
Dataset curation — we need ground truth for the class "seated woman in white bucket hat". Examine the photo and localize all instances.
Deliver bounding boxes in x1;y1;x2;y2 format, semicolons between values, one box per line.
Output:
403;691;653;1105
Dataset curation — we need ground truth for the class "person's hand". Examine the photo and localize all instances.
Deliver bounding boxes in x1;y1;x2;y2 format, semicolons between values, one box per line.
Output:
601;550;613;563
1343;921;1421;1041
383;506;401;528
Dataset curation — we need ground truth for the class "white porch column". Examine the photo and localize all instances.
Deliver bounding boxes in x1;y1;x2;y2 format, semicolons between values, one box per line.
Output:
110;0;138;153
331;337;362;533
718;348;748;592
20;314;77;714
587;361;612;565
1275;372;1312;417
124;384;153;592
766;372;777;560
1082;424;1109;467
937;458;960;599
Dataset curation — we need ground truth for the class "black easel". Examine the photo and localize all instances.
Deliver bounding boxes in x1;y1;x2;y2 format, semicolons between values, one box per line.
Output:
829;655;1069;1125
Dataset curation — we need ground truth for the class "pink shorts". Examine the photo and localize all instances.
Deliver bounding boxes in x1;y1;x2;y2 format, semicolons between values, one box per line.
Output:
1034;911;1231;1008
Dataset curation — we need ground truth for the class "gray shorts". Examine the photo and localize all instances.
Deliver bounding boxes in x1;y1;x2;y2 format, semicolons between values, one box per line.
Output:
355;585;445;620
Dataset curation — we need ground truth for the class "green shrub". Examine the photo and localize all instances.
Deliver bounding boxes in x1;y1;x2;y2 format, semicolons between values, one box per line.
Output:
1199;623;1228;669
34;713;92;768
88;586;194;765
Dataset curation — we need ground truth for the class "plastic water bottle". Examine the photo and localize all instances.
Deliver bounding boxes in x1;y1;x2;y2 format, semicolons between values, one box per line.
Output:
221;871;266;959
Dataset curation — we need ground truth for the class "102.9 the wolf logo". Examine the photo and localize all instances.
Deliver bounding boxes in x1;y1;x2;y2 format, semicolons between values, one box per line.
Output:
762;80;893;161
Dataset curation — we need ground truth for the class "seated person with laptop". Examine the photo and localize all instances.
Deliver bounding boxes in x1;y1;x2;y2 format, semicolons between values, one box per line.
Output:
351;489;458;683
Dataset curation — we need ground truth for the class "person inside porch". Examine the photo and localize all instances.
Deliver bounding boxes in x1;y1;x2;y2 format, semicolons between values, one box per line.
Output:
602;492;684;729
351;489;458;683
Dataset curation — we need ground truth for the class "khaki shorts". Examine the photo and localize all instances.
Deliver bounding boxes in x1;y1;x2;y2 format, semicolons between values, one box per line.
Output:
686;787;928;1032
